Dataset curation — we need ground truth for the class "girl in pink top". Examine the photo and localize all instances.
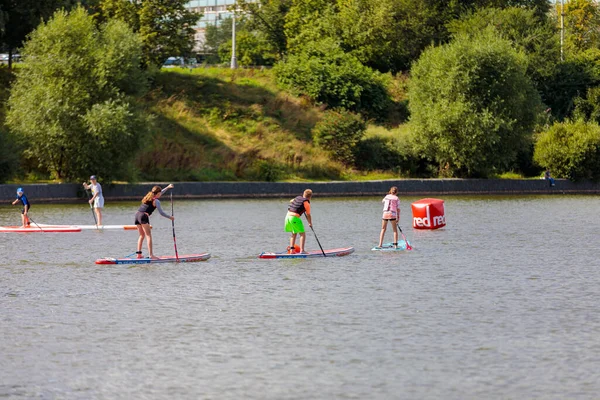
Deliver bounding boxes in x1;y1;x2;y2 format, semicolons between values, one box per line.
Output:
377;186;400;248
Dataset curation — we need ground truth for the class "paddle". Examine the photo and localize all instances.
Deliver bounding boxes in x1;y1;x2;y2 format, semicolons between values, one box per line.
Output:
27;215;44;232
170;192;179;262
398;226;413;250
84;187;98;228
309;225;326;257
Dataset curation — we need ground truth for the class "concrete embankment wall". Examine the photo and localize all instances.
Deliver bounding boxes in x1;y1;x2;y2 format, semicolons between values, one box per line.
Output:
1;179;599;204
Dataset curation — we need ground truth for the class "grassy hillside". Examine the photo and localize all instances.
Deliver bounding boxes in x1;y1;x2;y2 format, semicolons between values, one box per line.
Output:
135;67;400;182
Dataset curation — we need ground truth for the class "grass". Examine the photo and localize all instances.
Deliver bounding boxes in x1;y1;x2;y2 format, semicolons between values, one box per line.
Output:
136;67;344;181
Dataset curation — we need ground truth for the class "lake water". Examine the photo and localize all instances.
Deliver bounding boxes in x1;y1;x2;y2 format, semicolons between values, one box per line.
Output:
1;195;599;399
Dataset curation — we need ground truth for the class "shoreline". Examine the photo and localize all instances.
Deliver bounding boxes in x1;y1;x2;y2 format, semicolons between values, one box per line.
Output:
1;179;598;204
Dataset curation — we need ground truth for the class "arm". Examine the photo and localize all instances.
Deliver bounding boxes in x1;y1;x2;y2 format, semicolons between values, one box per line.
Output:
304;201;312;227
160;183;174;195
12;199;18;205
82;182;90;190
154;199;173;220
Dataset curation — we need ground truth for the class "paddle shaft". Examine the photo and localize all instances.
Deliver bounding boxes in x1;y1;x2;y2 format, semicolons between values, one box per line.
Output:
398;226;413;250
85;188;98;227
27;215;44;233
309;224;326;257
171;193;179;261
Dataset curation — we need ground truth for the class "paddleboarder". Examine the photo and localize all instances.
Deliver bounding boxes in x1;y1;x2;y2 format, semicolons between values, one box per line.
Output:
12;188;30;228
83;175;104;226
285;189;313;254
134;184;174;259
376;186;400;249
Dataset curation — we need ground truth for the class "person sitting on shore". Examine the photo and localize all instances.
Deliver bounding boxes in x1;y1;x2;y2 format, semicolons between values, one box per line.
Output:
544;169;555;187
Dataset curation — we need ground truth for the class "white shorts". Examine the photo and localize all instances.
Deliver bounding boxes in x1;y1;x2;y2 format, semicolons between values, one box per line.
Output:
94;196;105;208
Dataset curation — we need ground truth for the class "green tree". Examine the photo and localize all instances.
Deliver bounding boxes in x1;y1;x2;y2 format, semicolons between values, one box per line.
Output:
408;29;542;177
7;7;148;181
534;119;600;181
312;109;366;166
97;0;200;67
563;0;600;54
0;0;86;68
237;0;291;58
274;38;390;119
218;29;277;66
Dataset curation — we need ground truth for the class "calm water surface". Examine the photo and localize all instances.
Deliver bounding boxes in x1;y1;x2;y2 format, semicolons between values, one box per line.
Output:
1;195;599;399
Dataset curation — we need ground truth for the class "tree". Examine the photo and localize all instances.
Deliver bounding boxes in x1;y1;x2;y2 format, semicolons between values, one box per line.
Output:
563;0;600;54
237;0;291;58
449;7;560;115
274;37;390;119
7;7;148;181
534;119;600;181
408;29;542;177
98;0;200;67
0;0;86;68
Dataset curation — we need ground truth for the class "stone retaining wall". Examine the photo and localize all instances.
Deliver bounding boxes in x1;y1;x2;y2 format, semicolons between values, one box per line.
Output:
0;179;598;204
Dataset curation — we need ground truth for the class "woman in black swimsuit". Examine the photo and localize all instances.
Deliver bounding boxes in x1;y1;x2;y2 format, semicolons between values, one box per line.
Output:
135;184;174;259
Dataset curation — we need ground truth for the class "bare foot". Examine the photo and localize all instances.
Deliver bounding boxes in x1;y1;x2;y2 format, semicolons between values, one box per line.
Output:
150;255;159;260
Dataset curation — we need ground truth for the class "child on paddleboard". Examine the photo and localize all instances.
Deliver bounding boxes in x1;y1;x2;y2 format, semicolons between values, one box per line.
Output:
134;184;174;259
12;188;30;228
285;189;313;254
376;186;400;249
83;175;104;226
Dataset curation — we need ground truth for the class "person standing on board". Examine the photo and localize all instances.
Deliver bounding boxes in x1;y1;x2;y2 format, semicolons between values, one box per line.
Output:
12;188;30;228
134;184;174;259
83;175;105;226
376;186;400;249
285;189;313;254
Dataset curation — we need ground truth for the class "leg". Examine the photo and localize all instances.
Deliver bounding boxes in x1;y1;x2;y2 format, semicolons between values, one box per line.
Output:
137;225;145;257
96;208;103;226
378;219;388;247
391;219;399;248
142;224;156;258
299;232;307;252
289;232;297;252
21;213;26;228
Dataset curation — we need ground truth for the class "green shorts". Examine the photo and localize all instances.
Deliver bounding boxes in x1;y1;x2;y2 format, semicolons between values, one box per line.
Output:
284;215;305;234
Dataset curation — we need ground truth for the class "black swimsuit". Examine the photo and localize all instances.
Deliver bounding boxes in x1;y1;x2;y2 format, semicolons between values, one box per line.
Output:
134;202;155;225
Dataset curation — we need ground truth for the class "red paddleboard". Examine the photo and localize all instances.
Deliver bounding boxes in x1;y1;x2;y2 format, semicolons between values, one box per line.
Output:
259;247;354;259
96;253;211;264
0;225;81;233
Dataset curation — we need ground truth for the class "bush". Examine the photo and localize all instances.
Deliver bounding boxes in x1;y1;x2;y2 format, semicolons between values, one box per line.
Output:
274;38;390;120
354;133;424;176
312;109;366;166
408;28;542;177
534;120;600;181
6;7;148;182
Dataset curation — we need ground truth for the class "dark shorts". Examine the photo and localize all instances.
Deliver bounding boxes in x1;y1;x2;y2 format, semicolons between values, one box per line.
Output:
134;212;150;225
21;205;30;214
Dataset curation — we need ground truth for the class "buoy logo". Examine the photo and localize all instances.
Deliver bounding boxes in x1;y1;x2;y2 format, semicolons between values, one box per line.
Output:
412;202;446;229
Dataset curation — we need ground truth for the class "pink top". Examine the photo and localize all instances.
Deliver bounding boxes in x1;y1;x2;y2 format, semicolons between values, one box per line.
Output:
382;194;399;213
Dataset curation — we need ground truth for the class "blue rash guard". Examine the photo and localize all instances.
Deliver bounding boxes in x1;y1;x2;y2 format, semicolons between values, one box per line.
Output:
16;194;30;210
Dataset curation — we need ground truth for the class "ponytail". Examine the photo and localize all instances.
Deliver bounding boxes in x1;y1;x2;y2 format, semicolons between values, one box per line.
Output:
142;186;162;204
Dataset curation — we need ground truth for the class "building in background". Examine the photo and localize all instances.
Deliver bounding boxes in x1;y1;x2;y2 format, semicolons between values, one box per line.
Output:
186;0;254;51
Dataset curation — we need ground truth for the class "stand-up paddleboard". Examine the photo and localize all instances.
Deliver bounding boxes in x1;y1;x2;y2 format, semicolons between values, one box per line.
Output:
259;247;354;259
95;253;211;265
38;223;142;231
371;242;412;251
0;225;82;233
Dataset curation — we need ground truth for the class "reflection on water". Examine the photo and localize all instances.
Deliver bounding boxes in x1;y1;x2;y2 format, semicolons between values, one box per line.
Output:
1;195;599;399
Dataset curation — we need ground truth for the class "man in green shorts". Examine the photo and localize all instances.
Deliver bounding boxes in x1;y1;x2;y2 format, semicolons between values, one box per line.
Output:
285;189;313;254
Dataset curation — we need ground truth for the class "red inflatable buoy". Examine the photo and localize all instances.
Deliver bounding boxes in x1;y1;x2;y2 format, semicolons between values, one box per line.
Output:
411;198;446;230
